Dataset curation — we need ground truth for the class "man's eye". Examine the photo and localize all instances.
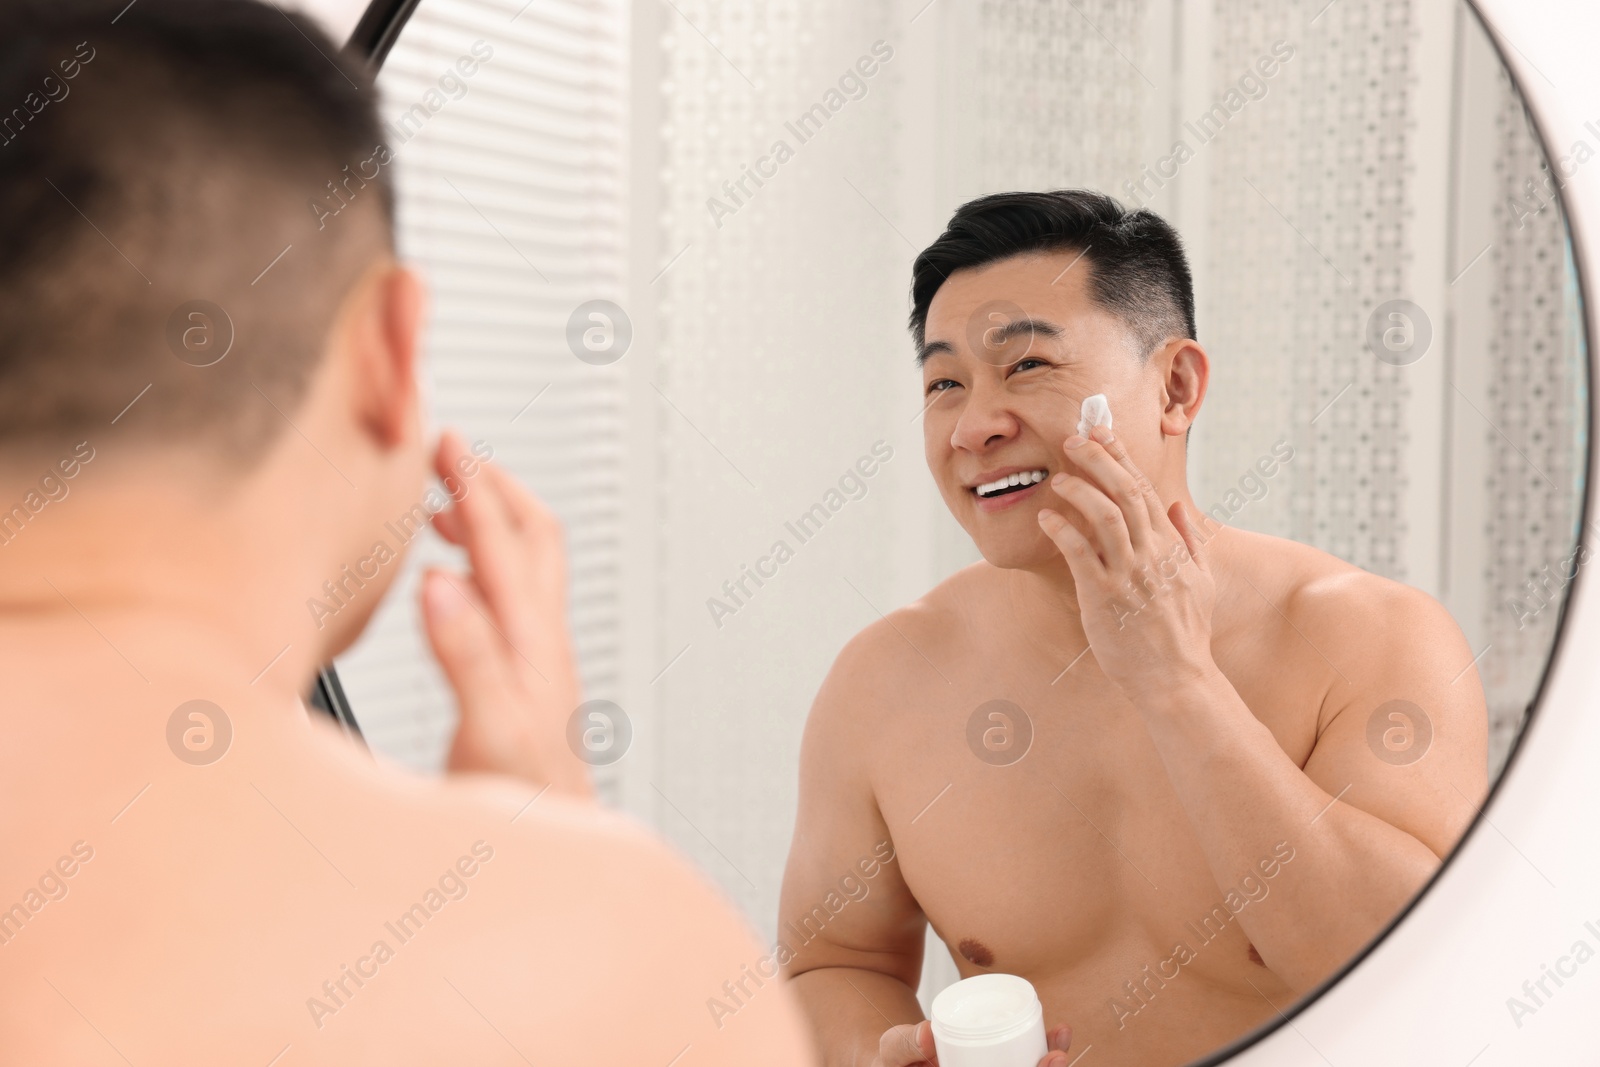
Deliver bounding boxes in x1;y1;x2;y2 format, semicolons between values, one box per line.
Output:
1012;358;1049;372
925;379;958;394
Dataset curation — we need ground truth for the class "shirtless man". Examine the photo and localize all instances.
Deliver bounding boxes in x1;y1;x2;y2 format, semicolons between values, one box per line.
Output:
0;3;811;1063
779;190;1489;1067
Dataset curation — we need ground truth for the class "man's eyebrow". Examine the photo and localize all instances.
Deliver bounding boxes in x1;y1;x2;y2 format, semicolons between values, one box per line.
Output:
916;317;1064;367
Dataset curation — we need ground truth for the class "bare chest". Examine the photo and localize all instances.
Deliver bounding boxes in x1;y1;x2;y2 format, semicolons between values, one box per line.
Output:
868;630;1319;983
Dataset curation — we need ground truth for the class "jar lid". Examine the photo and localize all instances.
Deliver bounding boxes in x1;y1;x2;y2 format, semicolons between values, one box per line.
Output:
930;973;1042;1043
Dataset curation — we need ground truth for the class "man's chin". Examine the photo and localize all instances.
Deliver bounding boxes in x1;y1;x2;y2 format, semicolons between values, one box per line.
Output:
971;536;1062;573
317;568;403;662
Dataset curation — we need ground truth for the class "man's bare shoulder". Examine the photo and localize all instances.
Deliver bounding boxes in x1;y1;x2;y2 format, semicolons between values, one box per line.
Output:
1218;527;1471;678
248;727;816;1063
303;719;708;881
820;561;993;699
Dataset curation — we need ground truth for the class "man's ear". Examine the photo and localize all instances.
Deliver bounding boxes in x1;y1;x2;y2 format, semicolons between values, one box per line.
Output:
341;261;426;450
1158;338;1208;438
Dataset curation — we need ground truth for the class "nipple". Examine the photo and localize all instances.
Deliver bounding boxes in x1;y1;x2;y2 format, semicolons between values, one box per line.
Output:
958;937;995;967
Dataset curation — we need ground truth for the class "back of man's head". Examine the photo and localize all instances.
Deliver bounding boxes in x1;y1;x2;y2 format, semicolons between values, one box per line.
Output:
0;0;393;467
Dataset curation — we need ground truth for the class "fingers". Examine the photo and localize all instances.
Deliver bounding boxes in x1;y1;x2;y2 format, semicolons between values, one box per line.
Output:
1031;1024;1073;1067
483;460;569;609
1038;506;1109;582
427;429;578;698
430;502;467;546
421;434;589;796
485;459;561;539
1059;426;1163;545
426;566;583;789
1168;501;1211;573
877;1021;938;1067
430;431;567;592
1089;424;1167;529
432;430;532;650
420;568;509;716
1046;473;1136;572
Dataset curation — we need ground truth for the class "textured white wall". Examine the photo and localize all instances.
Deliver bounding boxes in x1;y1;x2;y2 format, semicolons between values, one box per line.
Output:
1225;4;1600;1065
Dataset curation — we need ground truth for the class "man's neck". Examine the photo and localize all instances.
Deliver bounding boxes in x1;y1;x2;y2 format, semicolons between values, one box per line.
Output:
1003;561;1093;667
0;452;347;710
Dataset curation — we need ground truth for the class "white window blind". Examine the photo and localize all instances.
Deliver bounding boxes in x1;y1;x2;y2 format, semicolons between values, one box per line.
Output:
334;0;630;802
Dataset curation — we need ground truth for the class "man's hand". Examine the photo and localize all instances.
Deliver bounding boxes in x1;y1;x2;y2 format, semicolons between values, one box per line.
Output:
1035;423;1218;704
420;429;594;800
872;1020;1074;1067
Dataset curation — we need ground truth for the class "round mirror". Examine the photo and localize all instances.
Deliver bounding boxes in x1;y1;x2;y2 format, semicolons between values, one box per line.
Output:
335;1;1588;1063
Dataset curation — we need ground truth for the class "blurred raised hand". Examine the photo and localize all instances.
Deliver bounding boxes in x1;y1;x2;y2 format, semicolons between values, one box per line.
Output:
420;429;593;799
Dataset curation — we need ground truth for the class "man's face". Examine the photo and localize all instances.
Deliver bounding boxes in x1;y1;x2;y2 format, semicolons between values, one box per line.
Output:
919;250;1164;570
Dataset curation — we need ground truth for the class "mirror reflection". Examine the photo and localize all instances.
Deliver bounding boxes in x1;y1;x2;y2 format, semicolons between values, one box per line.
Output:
338;1;1588;1064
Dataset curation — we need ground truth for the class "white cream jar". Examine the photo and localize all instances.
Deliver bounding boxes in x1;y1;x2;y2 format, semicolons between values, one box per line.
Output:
929;973;1050;1067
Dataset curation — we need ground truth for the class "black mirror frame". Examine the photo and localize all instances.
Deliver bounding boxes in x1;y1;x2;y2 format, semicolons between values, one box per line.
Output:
302;0;428;744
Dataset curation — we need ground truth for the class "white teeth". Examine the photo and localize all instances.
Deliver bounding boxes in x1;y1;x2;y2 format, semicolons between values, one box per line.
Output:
975;469;1047;497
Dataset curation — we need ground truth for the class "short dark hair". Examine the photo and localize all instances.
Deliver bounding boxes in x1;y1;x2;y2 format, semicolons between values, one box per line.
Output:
908;189;1196;358
0;0;393;464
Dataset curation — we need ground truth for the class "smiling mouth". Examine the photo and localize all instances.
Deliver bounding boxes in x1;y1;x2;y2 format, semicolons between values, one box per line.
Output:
973;469;1048;499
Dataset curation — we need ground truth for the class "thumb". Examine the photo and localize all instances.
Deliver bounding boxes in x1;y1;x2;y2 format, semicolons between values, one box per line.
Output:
1168;501;1211;571
422;569;506;704
916;1019;939;1060
1037;1024;1073;1065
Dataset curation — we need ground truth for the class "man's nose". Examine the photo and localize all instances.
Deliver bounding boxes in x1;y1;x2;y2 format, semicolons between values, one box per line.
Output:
949;382;1019;452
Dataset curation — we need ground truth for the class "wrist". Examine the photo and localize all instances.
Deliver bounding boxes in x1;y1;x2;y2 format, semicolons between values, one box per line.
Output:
513;717;596;800
1122;654;1225;717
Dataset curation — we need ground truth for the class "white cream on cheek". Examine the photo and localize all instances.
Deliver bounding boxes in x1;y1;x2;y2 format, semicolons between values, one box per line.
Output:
1077;392;1113;437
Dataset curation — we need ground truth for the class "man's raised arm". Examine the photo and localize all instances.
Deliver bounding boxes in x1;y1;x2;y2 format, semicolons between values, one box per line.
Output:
1037;424;1489;994
1128;573;1488;990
